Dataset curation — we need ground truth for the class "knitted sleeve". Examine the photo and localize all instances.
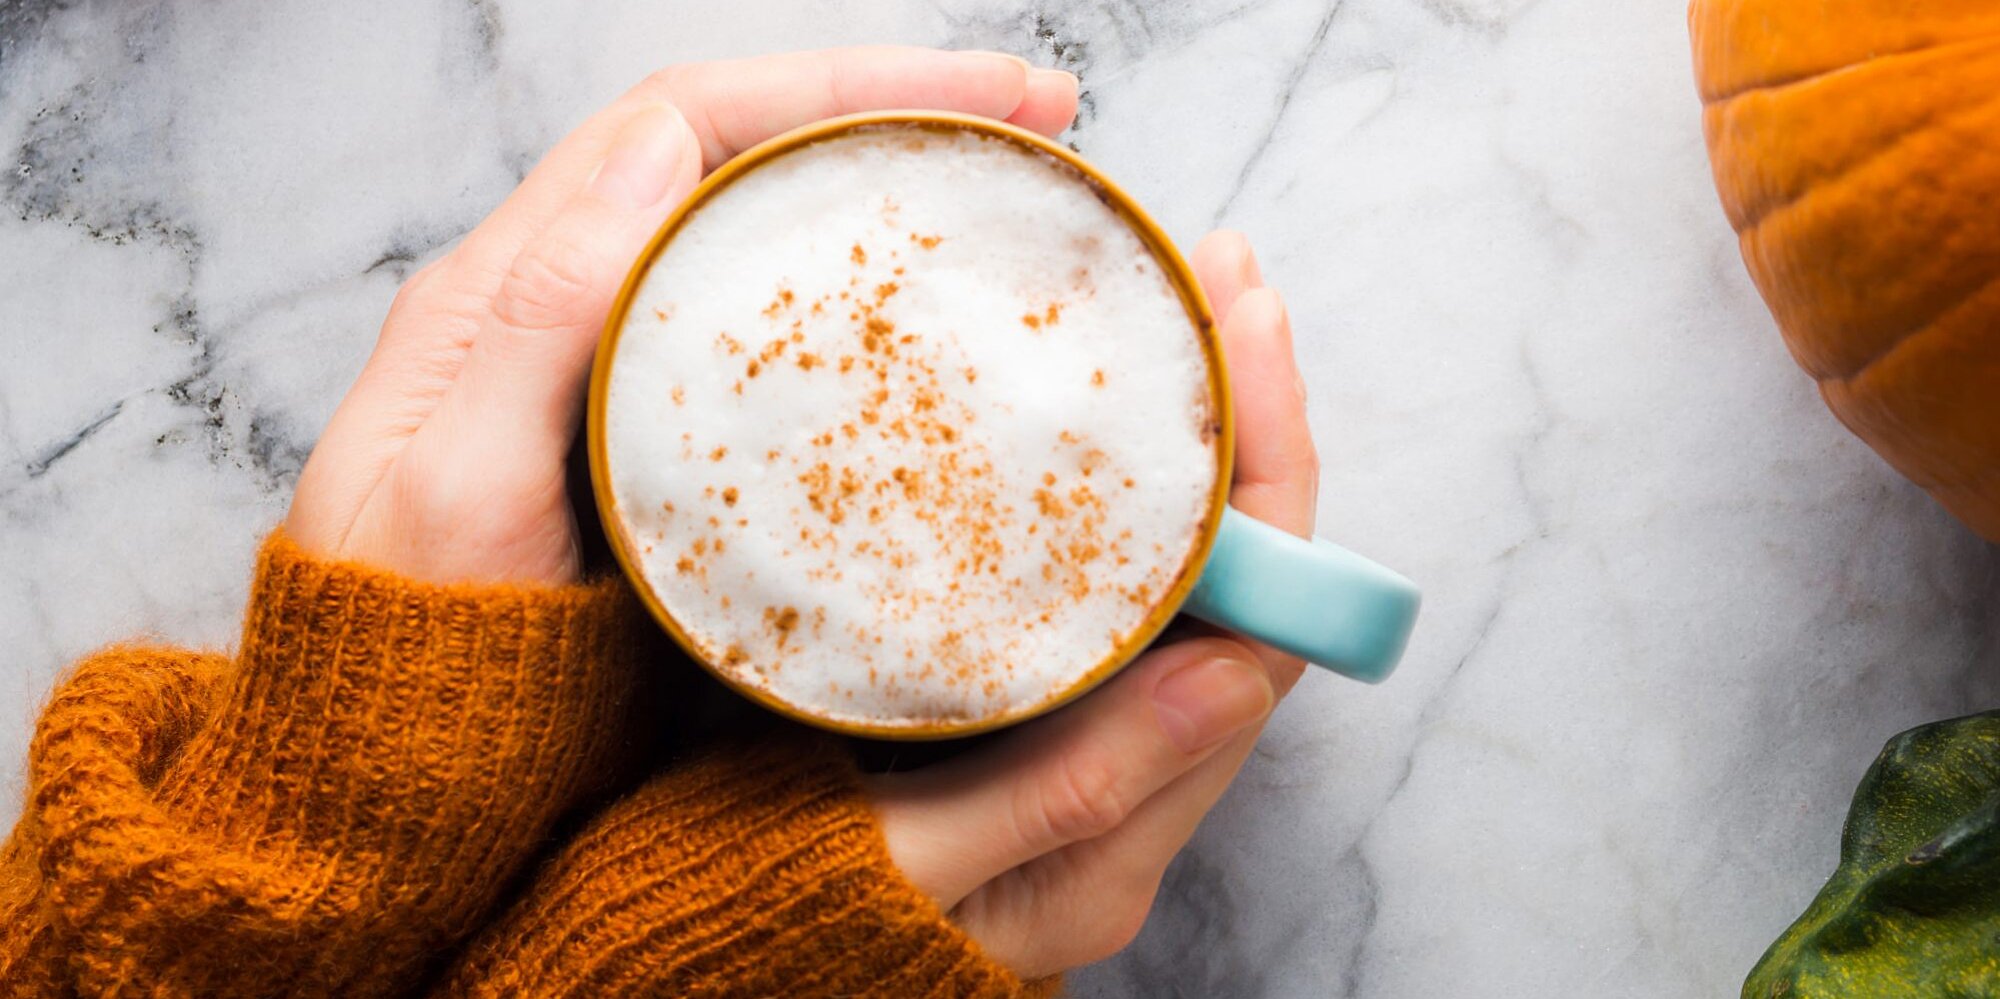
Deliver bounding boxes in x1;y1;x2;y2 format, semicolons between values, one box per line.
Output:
0;533;670;996
432;737;1059;999
1;535;1057;998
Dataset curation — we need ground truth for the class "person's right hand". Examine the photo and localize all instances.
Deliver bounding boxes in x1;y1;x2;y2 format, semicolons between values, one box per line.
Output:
870;232;1321;979
284;48;1078;587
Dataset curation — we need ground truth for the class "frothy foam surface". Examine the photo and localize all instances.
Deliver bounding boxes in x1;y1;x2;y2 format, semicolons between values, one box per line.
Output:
605;124;1219;730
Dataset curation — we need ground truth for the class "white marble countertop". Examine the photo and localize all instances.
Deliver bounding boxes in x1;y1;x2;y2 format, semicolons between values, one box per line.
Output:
3;1;1996;995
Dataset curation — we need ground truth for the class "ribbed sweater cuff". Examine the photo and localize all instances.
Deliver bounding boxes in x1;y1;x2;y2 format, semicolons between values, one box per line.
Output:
34;532;675;993
161;532;658;844
441;738;1056;998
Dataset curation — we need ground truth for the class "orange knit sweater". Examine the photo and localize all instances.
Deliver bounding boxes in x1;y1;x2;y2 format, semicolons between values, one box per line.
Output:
0;533;1054;997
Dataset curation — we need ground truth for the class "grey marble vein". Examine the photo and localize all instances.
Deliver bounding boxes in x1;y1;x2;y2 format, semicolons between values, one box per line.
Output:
2;1;1997;996
1211;0;1342;227
20;399;122;479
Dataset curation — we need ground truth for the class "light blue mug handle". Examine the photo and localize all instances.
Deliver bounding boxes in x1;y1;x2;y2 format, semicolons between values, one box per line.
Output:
1180;507;1420;683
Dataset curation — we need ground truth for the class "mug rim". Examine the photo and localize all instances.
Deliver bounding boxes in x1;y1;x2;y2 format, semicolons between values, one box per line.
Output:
587;109;1235;740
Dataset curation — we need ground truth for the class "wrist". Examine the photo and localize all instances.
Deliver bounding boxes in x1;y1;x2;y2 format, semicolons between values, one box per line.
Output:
439;736;1050;998
167;530;675;817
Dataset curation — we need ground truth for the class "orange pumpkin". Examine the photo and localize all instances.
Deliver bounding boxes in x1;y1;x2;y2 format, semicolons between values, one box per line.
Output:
1691;0;2000;539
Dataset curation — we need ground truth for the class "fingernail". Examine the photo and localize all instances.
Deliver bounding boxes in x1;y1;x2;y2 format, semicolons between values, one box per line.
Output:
972;49;1032;68
1031;67;1080;95
589;105;689;209
1239;240;1265;289
1154;656;1273;754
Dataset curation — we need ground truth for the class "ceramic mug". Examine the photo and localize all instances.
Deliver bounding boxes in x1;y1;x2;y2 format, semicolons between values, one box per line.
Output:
589;111;1420;738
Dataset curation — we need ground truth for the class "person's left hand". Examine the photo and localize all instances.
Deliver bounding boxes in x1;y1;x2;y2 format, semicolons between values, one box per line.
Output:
285;48;1079;585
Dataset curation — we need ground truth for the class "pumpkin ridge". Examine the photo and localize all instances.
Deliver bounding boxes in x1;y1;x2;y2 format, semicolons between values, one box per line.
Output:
1700;29;2000;105
1731;75;2000;235
1695;0;2000;542
1816;263;2000;387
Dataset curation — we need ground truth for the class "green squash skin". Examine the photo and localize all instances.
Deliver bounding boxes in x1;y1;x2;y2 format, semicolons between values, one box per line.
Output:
1744;711;2000;998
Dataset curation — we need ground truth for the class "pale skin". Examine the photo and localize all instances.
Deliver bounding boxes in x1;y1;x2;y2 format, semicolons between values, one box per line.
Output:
286;47;1320;980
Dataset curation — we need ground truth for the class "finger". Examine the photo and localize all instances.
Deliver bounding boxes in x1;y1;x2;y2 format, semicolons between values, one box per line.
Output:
1006;68;1082;137
951;648;1294;978
959;643;1311;978
870;638;1271;908
947;726;1255;979
646;47;1054;170
959;273;1327;945
916;250;1322;975
950;847;1157;978
1180;282;1321;698
396;48;1065;340
1189;230;1263;325
449;104;702;452
340;48;1056;461
1223;288;1316;540
969;656;1305;978
1052;284;1326;892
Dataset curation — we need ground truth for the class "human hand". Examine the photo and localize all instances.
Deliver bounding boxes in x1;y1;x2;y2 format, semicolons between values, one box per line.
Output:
869;232;1320;978
285;48;1080;585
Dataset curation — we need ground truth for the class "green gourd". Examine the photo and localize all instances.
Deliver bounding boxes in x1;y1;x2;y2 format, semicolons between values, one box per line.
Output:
1746;711;2000;997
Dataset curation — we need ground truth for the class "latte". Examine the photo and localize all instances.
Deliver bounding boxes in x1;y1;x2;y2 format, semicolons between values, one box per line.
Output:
602;122;1221;732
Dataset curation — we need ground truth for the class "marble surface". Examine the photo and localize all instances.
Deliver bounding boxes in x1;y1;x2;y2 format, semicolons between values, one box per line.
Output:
2;0;1996;995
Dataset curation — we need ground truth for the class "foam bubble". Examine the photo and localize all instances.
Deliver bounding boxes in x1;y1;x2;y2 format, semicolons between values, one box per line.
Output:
605;124;1218;730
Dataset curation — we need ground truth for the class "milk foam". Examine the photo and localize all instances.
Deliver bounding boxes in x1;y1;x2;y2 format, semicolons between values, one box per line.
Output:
605;125;1219;730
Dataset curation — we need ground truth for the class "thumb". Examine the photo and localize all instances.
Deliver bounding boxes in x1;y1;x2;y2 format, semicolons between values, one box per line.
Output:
869;637;1272;908
453;103;703;452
